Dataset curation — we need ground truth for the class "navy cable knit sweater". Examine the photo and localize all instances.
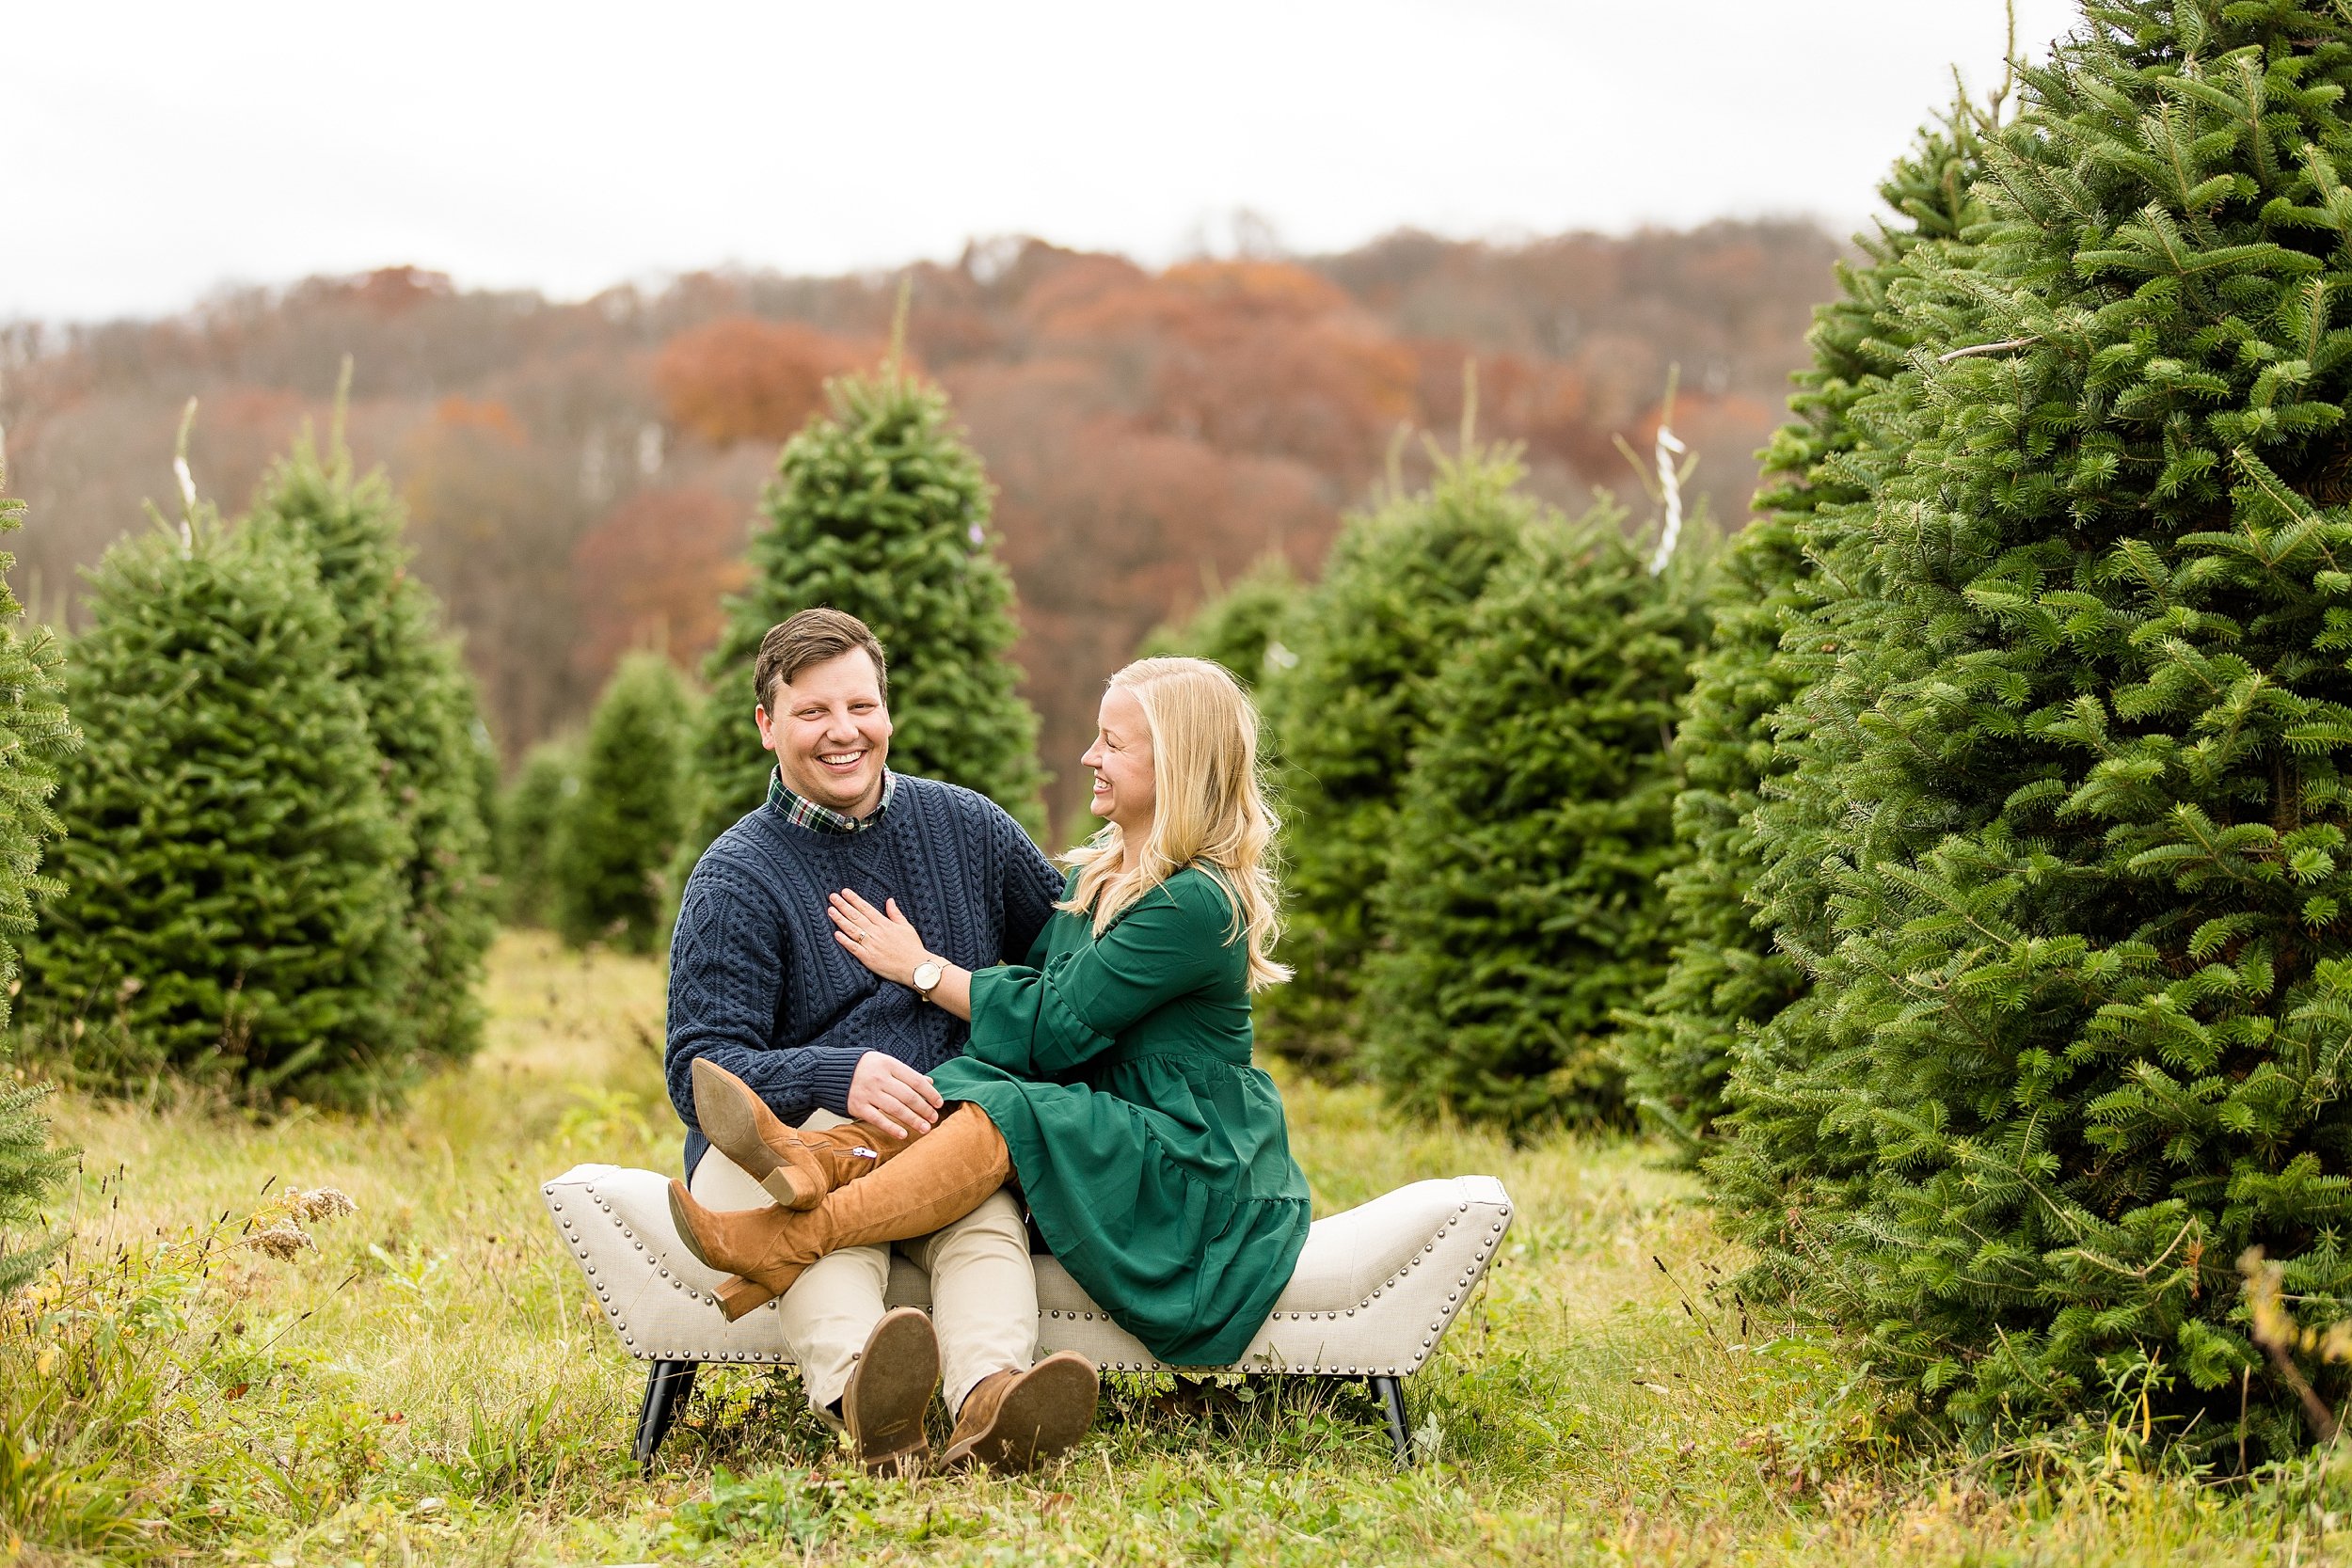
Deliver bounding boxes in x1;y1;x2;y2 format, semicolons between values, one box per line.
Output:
663;772;1064;1178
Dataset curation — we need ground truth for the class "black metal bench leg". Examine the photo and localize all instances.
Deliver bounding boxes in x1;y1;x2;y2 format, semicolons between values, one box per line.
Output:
1370;1374;1412;1467
634;1359;698;1472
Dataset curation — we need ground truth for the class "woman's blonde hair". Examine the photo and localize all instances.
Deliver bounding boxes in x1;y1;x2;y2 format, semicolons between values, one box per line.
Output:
1061;657;1291;990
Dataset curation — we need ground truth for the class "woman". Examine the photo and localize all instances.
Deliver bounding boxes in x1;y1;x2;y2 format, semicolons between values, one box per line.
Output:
668;656;1311;1380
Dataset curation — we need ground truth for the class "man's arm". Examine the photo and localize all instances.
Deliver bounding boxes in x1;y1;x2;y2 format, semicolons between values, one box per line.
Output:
998;810;1066;965
663;867;926;1131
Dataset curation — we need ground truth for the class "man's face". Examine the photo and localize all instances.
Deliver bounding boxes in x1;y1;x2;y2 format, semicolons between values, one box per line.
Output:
755;648;893;817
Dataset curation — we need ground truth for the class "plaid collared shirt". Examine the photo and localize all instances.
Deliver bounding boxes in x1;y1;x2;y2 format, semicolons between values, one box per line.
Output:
766;767;897;834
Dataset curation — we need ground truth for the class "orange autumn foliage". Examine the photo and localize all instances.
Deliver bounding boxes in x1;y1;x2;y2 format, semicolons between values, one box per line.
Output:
570;485;748;689
428;396;526;445
654;317;882;447
2;224;1841;782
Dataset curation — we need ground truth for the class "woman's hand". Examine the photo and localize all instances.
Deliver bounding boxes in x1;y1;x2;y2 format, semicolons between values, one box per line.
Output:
829;889;931;987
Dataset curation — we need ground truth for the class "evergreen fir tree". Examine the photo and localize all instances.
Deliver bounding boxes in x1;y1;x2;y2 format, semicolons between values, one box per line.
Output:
0;464;75;1031
1258;445;1535;1066
24;515;415;1107
675;363;1045;892
468;718;501;887
0;462;75;1295
1717;2;2352;1454
0;1046;70;1296
1138;555;1303;691
1367;507;1705;1128
247;430;494;1060
495;737;580;928
1626;113;1987;1153
554;654;694;952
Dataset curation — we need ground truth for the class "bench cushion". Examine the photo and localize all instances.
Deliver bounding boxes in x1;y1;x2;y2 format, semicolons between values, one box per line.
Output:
544;1166;1512;1377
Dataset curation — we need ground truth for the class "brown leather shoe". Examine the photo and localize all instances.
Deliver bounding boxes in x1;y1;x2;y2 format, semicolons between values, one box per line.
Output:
691;1058;908;1210
841;1307;938;1477
940;1353;1099;1473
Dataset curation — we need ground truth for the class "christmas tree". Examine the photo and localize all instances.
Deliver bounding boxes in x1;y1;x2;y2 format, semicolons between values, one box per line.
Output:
1626;112;1987;1154
554;653;694;952
1367;506;1704;1128
675;358;1045;893
247;425;494;1060
1137;555;1303;692
25;508;415;1107
0;1048;69;1297
494;736;580;928
0;461;74;1295
0;463;74;1033
1717;2;2352;1453
1258;442;1536;1066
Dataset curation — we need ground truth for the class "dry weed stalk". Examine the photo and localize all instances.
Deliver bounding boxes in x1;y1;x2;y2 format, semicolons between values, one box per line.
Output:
2238;1246;2351;1443
236;1186;358;1261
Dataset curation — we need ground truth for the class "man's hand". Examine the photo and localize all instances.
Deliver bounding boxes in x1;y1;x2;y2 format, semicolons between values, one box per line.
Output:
848;1051;943;1139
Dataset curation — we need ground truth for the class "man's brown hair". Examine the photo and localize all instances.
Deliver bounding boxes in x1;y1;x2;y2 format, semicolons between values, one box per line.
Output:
755;608;890;709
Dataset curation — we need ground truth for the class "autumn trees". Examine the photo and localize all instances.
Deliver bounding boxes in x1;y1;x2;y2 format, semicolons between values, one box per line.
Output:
654;317;879;448
567;486;747;686
0;230;1827;826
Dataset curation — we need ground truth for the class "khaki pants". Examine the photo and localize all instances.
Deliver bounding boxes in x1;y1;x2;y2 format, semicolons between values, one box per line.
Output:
688;1108;1038;1421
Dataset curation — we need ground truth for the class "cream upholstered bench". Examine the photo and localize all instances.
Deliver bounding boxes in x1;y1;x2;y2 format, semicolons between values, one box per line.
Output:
542;1164;1514;1467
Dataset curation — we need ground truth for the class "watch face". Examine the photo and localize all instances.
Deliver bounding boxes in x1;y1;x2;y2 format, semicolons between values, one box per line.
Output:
914;960;943;990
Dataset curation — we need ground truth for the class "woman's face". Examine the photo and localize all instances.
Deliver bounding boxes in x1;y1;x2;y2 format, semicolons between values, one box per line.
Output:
1082;685;1155;835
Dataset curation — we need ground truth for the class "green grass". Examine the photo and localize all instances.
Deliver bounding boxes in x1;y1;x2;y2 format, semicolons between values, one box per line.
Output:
4;930;2349;1564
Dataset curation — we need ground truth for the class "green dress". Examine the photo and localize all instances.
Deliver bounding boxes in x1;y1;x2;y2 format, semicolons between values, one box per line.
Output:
930;865;1311;1367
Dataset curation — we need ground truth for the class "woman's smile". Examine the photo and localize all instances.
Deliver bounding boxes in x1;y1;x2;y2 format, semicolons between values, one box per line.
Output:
1080;686;1154;832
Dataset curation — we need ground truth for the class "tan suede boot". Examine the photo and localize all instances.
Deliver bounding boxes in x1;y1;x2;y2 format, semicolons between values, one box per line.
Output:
941;1353;1100;1473
840;1307;939;1477
691;1057;911;1210
667;1103;1011;1321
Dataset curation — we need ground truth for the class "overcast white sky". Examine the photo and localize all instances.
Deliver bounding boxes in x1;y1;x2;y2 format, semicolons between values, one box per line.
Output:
7;0;2077;323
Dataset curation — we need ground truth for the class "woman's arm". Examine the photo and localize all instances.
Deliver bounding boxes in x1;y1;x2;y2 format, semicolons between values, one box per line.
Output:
829;876;1230;1076
825;889;972;1019
925;963;974;1022
964;883;1228;1076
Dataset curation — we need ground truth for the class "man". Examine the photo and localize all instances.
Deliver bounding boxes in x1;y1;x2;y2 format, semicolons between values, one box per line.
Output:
664;607;1082;1474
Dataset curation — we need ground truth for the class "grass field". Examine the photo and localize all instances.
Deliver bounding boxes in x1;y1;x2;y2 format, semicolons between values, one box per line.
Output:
5;930;2350;1565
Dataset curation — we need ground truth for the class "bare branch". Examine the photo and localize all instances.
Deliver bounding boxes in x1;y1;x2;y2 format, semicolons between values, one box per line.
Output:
1938;335;2042;363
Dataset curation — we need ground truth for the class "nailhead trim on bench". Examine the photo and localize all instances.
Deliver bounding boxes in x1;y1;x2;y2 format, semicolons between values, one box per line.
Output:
546;1174;1511;1379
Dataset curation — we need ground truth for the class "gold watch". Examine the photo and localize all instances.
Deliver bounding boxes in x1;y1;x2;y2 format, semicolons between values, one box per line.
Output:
912;958;946;1004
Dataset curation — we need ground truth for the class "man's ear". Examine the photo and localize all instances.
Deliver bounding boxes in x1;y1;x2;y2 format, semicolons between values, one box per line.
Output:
755;704;778;752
